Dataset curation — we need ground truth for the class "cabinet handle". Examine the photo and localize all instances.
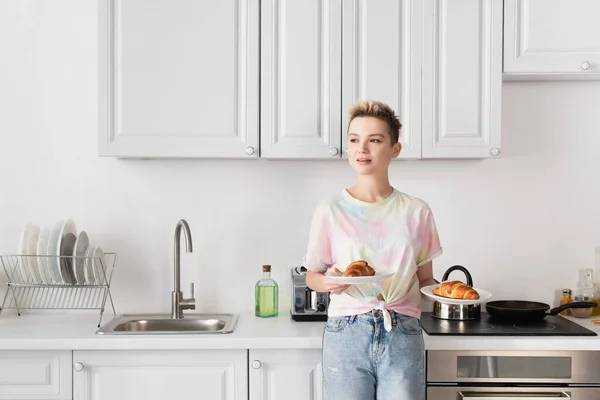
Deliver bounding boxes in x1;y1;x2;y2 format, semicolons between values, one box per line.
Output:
74;362;84;372
252;360;262;369
245;146;256;156
580;61;591;71
329;147;340;156
489;147;501;157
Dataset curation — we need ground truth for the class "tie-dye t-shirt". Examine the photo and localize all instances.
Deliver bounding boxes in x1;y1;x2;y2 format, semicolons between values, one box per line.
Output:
304;189;442;319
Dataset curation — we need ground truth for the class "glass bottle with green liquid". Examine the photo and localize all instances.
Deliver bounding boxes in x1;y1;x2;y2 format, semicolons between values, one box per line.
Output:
255;264;278;318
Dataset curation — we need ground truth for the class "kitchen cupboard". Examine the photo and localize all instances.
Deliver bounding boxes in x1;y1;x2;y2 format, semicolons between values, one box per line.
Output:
249;349;325;400
98;0;502;159
260;0;342;159
72;350;247;400
504;0;600;79
421;0;502;158
341;0;422;160
0;350;72;400
98;0;260;158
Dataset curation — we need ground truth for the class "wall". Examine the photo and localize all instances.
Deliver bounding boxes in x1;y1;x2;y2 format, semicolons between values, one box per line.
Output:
1;1;599;317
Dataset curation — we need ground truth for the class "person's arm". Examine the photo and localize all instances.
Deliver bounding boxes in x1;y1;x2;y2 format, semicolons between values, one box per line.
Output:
416;261;436;301
306;268;350;294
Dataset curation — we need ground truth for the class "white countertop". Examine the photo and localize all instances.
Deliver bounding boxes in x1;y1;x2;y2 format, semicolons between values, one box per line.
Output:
1;311;599;351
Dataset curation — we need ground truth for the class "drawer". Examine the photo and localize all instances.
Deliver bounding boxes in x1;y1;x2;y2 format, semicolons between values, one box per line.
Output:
0;351;72;399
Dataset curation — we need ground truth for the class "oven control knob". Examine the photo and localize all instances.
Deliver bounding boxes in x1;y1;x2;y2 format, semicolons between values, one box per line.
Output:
317;303;327;312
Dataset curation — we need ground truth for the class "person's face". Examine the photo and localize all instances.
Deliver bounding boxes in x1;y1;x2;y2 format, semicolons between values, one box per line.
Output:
347;117;402;176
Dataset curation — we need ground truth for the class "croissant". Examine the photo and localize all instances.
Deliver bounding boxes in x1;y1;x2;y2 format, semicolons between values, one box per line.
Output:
433;280;480;300
344;260;376;277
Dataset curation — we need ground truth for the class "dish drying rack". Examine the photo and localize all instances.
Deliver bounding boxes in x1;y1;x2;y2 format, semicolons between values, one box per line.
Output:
0;253;116;327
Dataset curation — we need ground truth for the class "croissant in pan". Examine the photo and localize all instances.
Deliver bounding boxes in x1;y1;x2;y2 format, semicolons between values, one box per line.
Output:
433;280;480;300
343;260;376;277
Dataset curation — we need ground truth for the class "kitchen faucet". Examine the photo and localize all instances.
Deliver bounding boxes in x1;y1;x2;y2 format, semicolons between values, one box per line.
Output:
171;219;195;319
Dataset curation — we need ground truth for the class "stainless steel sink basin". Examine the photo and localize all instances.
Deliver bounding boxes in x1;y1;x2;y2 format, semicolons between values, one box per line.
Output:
96;314;238;335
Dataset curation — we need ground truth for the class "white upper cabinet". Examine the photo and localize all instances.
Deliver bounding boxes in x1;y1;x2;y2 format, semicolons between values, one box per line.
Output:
504;0;600;79
342;0;422;160
260;0;342;159
421;0;502;158
98;0;503;159
98;0;260;158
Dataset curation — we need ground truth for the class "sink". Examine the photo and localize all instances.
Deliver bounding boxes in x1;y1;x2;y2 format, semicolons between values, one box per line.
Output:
96;314;239;335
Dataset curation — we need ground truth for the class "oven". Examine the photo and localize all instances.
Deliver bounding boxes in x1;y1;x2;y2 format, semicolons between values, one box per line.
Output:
427;350;600;399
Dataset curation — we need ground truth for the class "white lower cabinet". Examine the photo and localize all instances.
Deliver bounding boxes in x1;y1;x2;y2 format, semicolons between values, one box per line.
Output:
249;349;325;400
72;350;248;400
0;350;72;400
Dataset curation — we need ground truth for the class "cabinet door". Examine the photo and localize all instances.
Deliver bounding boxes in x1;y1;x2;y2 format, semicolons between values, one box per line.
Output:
342;0;422;160
73;350;247;400
504;0;600;78
422;0;502;158
261;0;342;159
98;0;259;158
0;350;72;400
249;349;324;400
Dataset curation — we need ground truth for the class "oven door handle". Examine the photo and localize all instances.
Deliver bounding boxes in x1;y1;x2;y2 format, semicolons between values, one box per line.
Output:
460;392;570;399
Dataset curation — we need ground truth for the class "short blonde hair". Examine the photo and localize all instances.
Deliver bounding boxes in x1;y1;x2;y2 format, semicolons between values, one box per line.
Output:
347;101;402;145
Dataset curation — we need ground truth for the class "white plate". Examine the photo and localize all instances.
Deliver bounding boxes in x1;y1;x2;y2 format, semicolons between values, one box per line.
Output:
26;226;41;282
73;231;89;284
60;232;77;284
327;271;395;285
46;221;64;284
17;222;36;282
36;228;51;284
55;219;77;284
420;284;493;305
92;247;106;284
84;245;96;285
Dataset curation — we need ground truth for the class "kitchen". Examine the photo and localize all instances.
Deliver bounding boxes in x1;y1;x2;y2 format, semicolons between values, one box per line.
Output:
1;0;600;399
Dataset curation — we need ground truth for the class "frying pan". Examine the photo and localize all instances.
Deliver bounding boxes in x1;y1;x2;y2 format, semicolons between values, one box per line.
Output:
486;300;597;322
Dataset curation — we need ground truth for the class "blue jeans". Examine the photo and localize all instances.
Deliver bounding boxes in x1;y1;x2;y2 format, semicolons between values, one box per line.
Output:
322;310;425;400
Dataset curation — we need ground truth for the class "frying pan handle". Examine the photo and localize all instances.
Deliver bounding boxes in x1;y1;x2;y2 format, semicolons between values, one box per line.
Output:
441;265;473;286
548;302;598;315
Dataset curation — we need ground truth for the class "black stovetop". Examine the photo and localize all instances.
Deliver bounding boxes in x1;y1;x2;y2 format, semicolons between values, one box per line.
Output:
420;312;597;336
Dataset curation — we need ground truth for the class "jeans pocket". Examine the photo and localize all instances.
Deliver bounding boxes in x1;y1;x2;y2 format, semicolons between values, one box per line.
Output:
325;316;348;333
396;314;423;335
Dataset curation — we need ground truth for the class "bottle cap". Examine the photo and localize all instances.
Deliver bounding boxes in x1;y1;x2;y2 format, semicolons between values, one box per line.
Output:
563;288;572;295
262;265;271;272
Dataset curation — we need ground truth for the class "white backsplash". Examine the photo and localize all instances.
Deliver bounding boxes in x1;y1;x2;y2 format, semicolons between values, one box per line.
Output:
1;1;599;316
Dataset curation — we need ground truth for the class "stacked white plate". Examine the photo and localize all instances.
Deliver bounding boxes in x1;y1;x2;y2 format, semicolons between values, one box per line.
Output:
17;219;107;285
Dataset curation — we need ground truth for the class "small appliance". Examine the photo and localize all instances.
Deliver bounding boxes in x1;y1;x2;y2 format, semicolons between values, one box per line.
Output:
290;266;329;321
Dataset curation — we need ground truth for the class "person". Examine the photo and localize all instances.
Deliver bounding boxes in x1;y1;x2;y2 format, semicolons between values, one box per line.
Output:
303;101;442;400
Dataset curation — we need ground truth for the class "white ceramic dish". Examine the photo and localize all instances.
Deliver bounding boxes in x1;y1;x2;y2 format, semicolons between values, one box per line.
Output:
17;222;40;282
84;245;96;285
60;232;77;284
26;226;41;282
92;247;106;284
420;283;493;305
327;271;395;285
73;231;89;284
36;227;51;284
46;221;64;284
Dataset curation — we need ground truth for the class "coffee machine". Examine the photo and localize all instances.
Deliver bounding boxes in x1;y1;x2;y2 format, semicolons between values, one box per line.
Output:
290;266;329;321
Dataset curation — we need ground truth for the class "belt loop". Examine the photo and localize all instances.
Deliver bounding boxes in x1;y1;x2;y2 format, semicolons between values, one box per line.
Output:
348;315;357;324
391;311;398;326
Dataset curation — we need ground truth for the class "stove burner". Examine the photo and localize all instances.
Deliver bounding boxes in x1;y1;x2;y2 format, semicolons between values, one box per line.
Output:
438;320;494;333
513;323;556;331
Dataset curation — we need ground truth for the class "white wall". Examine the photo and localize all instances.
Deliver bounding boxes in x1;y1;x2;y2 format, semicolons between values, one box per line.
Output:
1;1;599;317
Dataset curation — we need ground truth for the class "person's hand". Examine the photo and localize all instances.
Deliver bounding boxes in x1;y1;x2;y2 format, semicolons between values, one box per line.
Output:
325;267;350;294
